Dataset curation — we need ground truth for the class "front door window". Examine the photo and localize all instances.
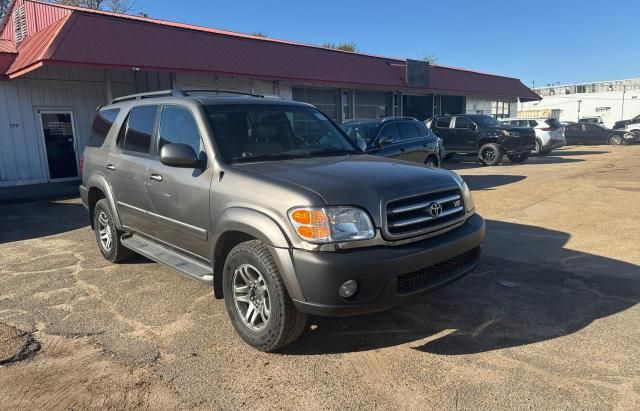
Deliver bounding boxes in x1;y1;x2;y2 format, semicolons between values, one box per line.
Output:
40;112;79;180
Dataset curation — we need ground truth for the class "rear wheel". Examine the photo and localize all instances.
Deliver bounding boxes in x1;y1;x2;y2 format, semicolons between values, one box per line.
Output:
608;134;623;145
507;152;531;164
478;143;503;166
93;199;134;263
533;139;545;156
223;240;307;352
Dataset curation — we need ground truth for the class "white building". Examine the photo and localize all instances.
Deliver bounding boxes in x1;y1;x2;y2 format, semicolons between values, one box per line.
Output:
519;78;640;128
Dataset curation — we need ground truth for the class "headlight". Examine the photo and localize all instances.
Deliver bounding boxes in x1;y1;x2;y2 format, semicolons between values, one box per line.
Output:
451;173;475;213
288;207;375;243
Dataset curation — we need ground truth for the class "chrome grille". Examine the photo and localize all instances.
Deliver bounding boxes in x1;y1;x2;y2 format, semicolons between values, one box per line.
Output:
384;188;465;239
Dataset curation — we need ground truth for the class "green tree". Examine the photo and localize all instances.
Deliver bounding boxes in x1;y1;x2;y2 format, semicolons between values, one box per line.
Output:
321;42;357;52
250;32;268;38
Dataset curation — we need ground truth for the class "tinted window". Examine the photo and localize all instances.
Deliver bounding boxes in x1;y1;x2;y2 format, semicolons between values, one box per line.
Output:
379;123;401;142
454;117;474;129
416;122;431;136
88;109;119;147
159;106;202;154
529;120;539;127
396;122;421;140
204;105;358;162
545;119;562;129
123;106;157;154
341;122;380;146
435;117;451;128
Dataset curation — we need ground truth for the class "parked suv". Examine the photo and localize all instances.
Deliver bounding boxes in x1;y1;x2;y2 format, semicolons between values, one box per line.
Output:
80;90;485;351
613;114;640;130
429;114;536;166
340;117;443;167
500;117;566;155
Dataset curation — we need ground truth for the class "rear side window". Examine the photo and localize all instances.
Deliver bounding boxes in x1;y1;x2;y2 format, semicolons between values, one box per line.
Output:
120;105;158;154
435;117;451;128
379;123;401;142
159;106;203;154
529;120;539;127
88;109;119;147
396;122;421;140
545;119;562;129
454;117;474;129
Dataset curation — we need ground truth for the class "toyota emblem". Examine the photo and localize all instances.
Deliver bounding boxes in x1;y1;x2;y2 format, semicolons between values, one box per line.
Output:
428;202;443;217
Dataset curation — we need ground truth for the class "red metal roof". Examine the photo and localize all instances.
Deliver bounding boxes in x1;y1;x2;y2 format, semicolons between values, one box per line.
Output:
0;39;17;53
0;0;540;101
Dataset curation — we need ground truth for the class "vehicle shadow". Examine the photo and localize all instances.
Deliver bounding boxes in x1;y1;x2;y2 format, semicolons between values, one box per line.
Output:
0;200;88;244
460;175;526;191
280;220;639;355
543;149;609;156
444;155;583;170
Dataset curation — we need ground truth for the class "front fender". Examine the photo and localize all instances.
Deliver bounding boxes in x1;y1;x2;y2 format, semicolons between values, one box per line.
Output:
86;173;122;230
211;208;305;301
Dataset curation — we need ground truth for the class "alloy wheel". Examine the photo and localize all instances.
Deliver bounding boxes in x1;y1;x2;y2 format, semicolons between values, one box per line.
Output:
97;211;113;251
481;147;496;162
232;264;271;332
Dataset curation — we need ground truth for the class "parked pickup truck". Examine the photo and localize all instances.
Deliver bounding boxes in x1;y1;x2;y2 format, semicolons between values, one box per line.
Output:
429;114;536;166
80;89;485;351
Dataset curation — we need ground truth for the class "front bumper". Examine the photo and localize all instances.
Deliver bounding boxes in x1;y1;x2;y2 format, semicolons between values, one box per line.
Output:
291;213;485;316
623;132;640;143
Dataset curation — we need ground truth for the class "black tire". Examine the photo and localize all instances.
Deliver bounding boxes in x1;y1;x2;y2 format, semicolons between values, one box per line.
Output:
608;134;623;145
223;240;307;352
424;155;439;167
507;152;531;164
478;143;503;166
532;139;545;156
93;199;134;263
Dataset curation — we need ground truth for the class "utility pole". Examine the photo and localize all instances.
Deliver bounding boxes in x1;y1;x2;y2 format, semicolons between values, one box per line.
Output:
621;85;626;120
577;99;582;121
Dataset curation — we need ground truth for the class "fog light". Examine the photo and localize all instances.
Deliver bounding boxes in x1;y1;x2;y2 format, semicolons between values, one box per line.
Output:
338;280;358;298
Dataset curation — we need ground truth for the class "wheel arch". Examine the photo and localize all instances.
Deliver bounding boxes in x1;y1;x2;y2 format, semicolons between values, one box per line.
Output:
85;174;122;230
211;208;303;301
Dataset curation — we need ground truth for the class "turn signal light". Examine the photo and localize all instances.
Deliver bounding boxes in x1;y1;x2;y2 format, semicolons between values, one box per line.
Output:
288;208;331;242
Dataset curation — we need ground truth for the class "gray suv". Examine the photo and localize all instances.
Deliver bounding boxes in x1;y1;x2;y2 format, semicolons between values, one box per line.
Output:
80;89;485;351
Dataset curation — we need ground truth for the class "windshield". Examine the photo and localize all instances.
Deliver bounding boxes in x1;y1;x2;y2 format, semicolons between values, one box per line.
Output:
341;122;380;146
205;105;359;162
473;116;502;127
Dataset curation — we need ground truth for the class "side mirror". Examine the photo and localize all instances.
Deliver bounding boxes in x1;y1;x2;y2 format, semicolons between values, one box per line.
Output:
378;135;394;147
160;143;201;168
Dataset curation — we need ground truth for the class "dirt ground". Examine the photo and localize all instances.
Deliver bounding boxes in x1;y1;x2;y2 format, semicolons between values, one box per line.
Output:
0;145;638;410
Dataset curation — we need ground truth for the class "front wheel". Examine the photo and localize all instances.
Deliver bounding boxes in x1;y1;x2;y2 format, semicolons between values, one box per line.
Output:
608;134;623;145
223;240;307;352
507;152;531;164
478;143;503;166
424;155;439;167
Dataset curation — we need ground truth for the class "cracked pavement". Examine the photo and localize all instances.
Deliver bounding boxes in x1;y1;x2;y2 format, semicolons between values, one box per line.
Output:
0;145;638;409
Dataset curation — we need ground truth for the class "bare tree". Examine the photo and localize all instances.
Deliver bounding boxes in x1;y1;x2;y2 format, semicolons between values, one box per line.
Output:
419;52;438;64
1;0;10;20
53;0;138;14
321;42;357;52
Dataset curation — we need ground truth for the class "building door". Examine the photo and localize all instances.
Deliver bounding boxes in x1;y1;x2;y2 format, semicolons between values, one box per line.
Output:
39;111;79;181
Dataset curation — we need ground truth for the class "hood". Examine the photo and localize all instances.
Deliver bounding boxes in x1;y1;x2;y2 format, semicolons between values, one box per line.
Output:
232;155;459;226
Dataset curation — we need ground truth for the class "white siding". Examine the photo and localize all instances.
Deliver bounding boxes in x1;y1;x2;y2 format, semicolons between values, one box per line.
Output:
465;95;517;117
0;67;136;187
174;73;284;97
519;90;640;128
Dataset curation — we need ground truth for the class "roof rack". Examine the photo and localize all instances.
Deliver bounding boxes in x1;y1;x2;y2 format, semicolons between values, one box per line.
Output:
109;88;268;104
380;116;418;122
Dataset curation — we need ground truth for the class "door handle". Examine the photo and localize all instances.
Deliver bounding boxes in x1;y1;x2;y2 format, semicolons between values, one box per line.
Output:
149;174;163;182
106;164;115;171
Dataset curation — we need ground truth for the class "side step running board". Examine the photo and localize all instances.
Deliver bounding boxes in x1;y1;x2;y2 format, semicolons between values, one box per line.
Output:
121;234;213;285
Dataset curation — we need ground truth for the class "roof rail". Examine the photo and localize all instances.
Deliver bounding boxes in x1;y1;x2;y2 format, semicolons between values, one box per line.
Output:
380;116;419;122
109;88;269;104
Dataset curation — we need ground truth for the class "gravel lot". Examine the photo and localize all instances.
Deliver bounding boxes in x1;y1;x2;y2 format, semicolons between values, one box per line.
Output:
1;145;638;409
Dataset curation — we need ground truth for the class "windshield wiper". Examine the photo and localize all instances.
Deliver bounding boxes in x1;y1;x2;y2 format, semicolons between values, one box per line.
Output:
305;148;359;157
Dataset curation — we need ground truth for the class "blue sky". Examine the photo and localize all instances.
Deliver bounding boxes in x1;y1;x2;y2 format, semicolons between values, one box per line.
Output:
137;0;640;86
